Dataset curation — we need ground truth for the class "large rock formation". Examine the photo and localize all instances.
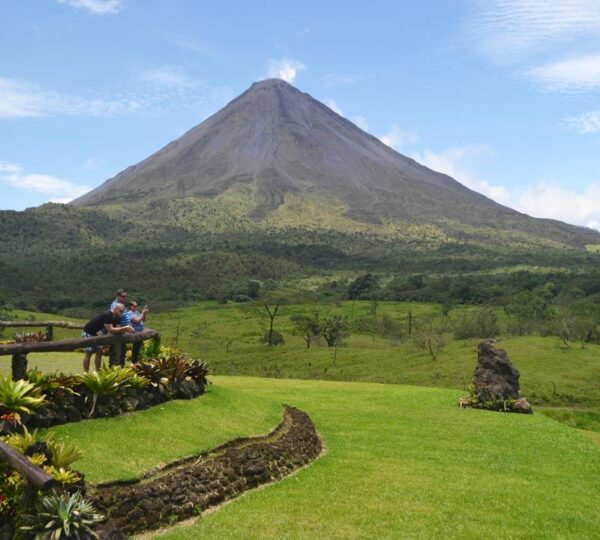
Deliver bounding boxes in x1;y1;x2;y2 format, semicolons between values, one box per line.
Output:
474;340;521;402
461;339;532;414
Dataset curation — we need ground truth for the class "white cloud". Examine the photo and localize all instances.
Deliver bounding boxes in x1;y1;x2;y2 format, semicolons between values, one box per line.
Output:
319;73;362;88
379;125;419;151
138;66;194;89
0;76;146;118
267;59;306;83
515;181;600;229
83;157;108;170
351;115;369;131
58;0;124;15
0;162;91;202
564;110;600;133
324;99;368;130
324;98;343;115
411;145;512;205
0;73;232;120
527;54;600;92
407;143;600;230
467;0;600;61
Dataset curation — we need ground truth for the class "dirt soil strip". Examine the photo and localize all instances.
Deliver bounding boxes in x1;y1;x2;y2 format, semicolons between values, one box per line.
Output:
90;406;322;537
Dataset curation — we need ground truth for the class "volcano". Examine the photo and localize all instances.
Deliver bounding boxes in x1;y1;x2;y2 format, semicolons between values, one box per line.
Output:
73;79;598;247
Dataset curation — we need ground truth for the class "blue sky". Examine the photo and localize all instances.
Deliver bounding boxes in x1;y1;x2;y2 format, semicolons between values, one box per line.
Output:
1;0;600;229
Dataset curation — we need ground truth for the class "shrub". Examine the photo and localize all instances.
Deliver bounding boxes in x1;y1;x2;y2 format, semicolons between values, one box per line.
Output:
21;491;103;540
260;330;285;345
0;375;46;424
453;308;500;339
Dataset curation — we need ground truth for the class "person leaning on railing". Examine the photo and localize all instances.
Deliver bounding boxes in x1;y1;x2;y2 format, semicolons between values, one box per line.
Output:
82;302;133;372
128;300;148;363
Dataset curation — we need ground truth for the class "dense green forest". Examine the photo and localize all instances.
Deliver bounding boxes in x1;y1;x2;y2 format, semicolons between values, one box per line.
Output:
1;202;600;315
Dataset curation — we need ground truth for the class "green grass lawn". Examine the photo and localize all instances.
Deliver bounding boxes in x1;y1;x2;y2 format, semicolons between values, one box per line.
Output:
46;376;599;539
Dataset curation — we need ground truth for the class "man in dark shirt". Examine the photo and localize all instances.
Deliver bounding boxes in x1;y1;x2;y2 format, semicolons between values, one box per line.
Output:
82;303;134;372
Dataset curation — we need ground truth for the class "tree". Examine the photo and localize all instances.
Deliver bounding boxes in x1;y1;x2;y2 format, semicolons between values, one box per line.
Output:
504;291;554;336
320;313;349;348
263;303;280;347
413;320;447;360
290;309;320;349
347;273;380;300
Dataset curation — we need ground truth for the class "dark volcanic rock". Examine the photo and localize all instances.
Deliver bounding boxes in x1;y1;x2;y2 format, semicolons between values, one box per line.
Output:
90;406;322;535
474;340;520;402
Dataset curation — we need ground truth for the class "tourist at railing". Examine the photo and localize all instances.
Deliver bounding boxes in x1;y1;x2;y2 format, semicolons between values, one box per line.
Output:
82;302;133;372
128;301;149;363
110;288;132;366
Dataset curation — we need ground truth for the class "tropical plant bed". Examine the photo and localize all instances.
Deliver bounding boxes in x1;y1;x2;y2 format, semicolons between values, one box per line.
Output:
90;406;322;536
0;354;209;433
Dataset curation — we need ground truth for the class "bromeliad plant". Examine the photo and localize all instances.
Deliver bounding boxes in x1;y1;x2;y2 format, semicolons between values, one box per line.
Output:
78;366;137;417
1;427;87;531
21;491;104;540
0;375;46;425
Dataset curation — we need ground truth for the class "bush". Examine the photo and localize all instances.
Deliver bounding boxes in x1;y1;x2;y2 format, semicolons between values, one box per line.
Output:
453;308;499;339
260;331;285;345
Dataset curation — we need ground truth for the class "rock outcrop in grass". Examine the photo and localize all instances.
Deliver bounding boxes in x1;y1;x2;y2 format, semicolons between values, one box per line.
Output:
460;340;532;413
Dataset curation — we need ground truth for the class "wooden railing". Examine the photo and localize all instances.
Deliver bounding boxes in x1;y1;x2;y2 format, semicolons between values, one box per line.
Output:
0;320;84;342
0;330;159;379
0;440;56;491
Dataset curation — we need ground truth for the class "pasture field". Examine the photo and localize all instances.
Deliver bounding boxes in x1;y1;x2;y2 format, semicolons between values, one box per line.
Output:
46;377;600;539
3;301;600;432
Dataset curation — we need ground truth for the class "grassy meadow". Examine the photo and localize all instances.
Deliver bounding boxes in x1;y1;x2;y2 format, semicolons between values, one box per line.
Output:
4;300;600;433
3;302;600;537
45;377;600;539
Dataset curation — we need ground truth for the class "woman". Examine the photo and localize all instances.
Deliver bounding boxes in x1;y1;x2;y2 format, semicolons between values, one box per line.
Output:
129;301;148;363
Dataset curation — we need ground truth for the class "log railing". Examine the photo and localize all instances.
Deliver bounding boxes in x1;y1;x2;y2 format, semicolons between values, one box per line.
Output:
0;330;159;379
0;440;57;491
0;320;84;342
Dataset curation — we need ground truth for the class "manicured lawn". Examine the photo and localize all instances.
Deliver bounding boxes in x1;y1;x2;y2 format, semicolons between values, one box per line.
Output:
47;376;600;539
48;382;282;482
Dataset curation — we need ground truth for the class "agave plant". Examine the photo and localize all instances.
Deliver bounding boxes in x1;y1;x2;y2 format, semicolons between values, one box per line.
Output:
26;369;79;400
78;366;135;417
0;375;46;424
21;491;103;540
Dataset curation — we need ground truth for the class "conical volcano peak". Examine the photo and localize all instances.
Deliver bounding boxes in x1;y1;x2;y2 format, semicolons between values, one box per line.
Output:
68;79;600;249
71;78;501;217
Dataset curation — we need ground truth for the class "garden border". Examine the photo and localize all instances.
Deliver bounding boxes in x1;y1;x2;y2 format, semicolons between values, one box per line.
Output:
90;406;322;536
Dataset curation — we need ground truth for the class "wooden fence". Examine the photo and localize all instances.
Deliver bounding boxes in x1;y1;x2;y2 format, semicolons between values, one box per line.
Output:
0;329;159;379
0;320;84;341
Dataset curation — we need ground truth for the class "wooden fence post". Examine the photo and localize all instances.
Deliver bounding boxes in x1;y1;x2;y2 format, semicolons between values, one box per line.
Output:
45;325;54;342
11;353;28;380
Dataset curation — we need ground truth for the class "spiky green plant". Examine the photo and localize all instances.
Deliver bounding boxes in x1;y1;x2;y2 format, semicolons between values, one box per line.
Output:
78;366;135;417
0;375;46;424
26;369;79;399
21;491;103;540
47;440;83;469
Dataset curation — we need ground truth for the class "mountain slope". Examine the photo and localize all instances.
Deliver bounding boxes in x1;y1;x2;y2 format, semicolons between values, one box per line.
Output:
72;79;599;248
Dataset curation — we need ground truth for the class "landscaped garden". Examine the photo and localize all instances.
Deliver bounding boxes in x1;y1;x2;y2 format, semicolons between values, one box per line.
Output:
1;300;599;538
